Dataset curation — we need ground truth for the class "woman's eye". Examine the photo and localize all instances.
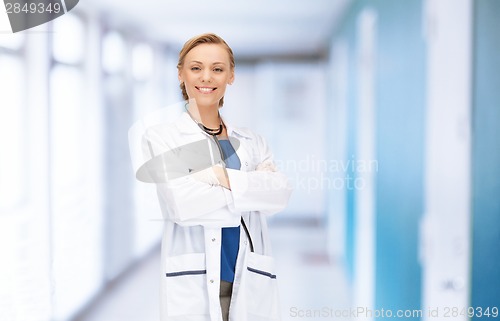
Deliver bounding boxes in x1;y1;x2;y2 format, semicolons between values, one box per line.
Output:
191;66;201;71
214;68;223;72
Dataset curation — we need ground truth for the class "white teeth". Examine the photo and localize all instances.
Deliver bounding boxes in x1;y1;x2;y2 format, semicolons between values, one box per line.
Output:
198;87;214;93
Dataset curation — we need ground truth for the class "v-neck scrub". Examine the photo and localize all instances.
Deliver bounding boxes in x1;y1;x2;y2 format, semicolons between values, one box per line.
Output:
218;139;241;283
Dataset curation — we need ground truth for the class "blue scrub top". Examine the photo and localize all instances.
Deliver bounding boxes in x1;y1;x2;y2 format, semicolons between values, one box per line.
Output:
218;139;241;283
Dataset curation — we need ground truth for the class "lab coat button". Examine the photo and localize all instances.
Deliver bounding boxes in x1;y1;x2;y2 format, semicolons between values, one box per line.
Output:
210;279;214;284
212;238;216;242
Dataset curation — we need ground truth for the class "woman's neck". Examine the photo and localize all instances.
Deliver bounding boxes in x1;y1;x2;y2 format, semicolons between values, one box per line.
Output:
197;104;221;129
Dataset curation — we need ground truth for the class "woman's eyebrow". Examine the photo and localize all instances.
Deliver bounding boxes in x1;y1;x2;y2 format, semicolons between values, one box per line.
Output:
188;60;227;66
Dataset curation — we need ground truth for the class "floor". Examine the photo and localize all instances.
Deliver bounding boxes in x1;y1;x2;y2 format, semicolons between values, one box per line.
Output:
74;223;351;321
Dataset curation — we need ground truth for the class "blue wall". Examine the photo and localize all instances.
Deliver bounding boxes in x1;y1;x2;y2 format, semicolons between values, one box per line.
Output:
471;0;500;315
331;0;425;316
340;3;360;281
373;0;425;315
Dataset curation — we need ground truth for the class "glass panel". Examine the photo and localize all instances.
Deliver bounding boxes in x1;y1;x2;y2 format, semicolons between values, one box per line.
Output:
0;51;51;321
52;13;85;64
50;64;103;320
131;42;164;255
102;31;127;74
132;42;153;81
50;65;84;189
0;33;25;50
0;55;25;209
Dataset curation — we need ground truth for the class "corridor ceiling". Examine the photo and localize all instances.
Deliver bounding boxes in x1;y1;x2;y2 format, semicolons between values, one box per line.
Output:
85;0;351;59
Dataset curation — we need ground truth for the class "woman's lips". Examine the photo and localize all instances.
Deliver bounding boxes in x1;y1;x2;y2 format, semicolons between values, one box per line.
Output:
195;86;216;94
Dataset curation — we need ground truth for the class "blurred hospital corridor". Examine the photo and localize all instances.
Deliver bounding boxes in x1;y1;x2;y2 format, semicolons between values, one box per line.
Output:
1;0;500;320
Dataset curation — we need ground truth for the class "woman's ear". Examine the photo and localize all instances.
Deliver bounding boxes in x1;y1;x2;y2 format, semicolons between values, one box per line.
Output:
178;69;183;83
228;71;235;85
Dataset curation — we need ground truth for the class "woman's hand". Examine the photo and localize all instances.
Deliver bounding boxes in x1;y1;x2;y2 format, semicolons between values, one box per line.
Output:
190;164;230;189
212;164;231;190
256;160;277;172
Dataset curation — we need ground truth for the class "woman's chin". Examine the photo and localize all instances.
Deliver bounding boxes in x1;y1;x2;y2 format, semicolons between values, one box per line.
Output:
190;96;222;108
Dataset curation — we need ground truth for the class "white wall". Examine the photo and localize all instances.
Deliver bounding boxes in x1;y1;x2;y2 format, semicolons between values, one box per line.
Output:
421;0;473;318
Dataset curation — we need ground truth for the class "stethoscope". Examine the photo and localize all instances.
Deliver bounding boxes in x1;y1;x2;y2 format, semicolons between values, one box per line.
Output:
184;103;227;167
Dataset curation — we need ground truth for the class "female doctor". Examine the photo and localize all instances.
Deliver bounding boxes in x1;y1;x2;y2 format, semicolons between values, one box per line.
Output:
141;33;292;321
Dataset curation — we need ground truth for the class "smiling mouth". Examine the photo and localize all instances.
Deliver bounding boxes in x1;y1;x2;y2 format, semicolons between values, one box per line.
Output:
195;86;217;93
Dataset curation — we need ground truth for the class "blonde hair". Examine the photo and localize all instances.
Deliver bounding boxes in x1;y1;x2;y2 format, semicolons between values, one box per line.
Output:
177;33;235;107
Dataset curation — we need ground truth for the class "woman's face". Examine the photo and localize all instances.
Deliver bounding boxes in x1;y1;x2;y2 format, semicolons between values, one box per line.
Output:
178;43;234;108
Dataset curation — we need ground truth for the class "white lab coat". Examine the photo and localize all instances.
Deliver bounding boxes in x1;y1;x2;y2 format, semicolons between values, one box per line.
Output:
141;112;292;321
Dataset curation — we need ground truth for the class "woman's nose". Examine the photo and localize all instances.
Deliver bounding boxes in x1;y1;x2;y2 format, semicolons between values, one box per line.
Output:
201;70;212;82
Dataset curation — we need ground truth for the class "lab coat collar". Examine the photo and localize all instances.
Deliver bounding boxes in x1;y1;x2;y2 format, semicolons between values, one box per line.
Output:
176;111;253;139
175;112;202;134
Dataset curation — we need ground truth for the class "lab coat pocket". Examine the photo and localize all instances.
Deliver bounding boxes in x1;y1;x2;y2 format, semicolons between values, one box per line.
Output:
165;253;209;317
245;252;280;320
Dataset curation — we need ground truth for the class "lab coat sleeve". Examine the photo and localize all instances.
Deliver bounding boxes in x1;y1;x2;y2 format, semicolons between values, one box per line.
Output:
226;134;292;215
155;178;236;225
141;128;237;226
